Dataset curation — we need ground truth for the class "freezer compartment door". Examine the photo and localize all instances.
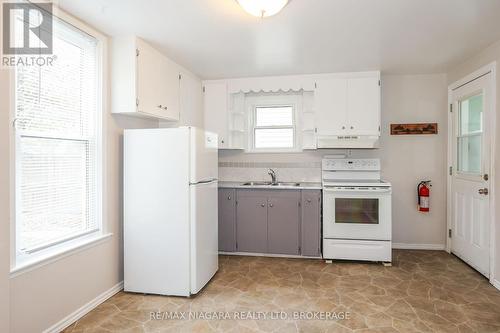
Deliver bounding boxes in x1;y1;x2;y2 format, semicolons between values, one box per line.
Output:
190;180;219;294
190;127;218;183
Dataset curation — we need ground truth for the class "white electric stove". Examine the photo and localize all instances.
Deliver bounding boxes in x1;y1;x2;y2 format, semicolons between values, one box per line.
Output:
322;157;392;263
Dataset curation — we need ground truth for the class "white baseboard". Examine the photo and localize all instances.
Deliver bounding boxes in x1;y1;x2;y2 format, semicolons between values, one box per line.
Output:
491;279;500;291
392;243;446;250
43;281;123;333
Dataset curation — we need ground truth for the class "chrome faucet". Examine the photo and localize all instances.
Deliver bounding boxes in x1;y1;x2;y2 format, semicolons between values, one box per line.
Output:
268;169;277;185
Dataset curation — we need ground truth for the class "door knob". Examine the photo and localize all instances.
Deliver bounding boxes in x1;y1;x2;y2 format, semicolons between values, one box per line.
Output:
261;203;265;207
350;126;354;130
227;196;231;200
342;126;346;130
157;105;163;108
479;188;489;195
269;203;273;207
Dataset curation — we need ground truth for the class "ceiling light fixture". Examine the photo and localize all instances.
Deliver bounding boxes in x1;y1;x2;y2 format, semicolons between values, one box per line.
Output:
236;0;289;18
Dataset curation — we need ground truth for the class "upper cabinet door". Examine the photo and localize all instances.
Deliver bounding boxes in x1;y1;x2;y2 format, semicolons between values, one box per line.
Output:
314;78;348;136
179;72;203;126
161;58;181;120
136;38;180;120
203;82;228;148
347;77;380;135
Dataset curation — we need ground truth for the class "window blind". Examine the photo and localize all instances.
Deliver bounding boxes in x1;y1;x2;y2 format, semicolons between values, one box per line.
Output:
254;106;295;148
15;16;99;253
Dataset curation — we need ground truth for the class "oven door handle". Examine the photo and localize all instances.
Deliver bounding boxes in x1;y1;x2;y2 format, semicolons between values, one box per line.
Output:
323;187;392;194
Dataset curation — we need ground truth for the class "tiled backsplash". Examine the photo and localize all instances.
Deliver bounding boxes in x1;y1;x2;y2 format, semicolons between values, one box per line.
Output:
218;161;322;183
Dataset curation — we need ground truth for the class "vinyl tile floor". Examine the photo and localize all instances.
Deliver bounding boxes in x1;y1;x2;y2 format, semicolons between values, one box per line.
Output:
63;250;500;333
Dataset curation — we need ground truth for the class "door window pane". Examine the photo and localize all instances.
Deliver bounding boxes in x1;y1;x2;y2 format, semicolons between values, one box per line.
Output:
459;95;483;135
457;94;483;174
335;198;379;224
458;135;481;174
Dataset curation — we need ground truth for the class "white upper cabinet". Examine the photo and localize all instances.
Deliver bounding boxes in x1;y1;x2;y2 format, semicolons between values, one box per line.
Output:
314;72;381;137
203;81;229;148
112;36;180;121
178;71;203;126
347;76;380;135
203;71;381;150
314;78;348;136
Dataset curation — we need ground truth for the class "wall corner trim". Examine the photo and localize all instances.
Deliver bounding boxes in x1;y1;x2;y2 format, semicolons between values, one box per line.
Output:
392;243;446;251
43;281;124;333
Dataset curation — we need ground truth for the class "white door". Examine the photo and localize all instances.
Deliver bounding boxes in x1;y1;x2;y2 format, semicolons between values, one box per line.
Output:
450;73;492;277
347;77;381;135
314;78;348;136
190;180;219;294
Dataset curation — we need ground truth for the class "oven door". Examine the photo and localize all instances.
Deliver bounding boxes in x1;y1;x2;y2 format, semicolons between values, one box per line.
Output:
323;187;392;241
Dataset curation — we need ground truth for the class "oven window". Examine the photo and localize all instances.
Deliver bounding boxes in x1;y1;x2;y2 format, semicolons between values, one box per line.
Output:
335;198;379;224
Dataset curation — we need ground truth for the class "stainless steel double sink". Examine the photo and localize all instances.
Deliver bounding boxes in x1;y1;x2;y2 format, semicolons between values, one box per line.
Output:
241;181;301;187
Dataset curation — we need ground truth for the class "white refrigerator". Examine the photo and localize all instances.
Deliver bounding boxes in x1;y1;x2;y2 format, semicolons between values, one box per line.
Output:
123;127;218;296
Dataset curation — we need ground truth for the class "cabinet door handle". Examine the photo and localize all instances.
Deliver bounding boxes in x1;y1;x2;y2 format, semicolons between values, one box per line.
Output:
261;203;266;207
342;126;346;130
157;105;163;108
350;126;354;130
227;196;231;200
269;203;273;208
163;106;168;110
306;199;312;203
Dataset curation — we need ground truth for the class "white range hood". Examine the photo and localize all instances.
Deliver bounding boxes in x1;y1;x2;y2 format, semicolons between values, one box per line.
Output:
316;135;380;149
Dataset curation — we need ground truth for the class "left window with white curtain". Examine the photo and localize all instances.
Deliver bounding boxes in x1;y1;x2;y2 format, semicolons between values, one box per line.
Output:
14;12;102;264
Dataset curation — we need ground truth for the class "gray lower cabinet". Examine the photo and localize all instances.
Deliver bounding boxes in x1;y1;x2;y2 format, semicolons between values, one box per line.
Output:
232;189;319;257
301;190;322;257
235;190;268;253
268;191;300;255
218;189;236;252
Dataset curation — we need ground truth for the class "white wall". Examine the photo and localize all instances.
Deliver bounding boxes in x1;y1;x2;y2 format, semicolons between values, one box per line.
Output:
447;39;500;285
219;74;448;248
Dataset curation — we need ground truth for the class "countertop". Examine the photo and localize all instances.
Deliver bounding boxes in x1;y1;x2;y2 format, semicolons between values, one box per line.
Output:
218;181;322;190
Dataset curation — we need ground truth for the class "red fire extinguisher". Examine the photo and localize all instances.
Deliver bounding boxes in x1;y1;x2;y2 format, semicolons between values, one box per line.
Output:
417;181;431;212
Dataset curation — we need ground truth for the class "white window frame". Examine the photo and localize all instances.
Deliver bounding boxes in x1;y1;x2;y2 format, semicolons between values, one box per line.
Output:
9;6;110;274
246;94;302;153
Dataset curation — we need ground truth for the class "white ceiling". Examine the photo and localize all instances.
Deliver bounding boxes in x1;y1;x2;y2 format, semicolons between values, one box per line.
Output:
58;0;500;79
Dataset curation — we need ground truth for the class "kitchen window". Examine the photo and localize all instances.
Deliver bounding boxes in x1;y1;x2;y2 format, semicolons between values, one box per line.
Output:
13;11;104;267
247;94;300;152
